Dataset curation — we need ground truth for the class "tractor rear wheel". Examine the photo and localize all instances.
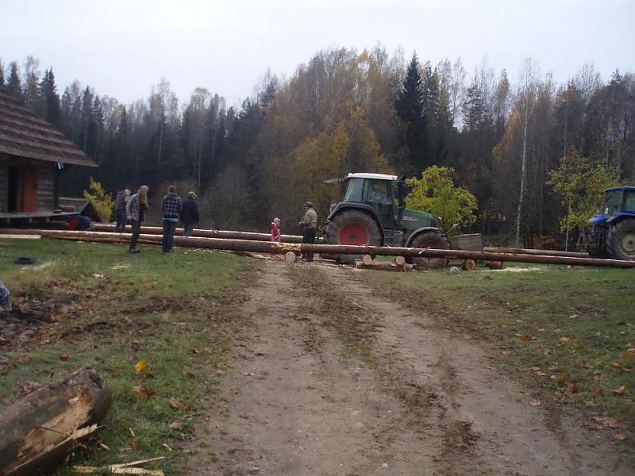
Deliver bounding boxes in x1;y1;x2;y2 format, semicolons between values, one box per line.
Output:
607;219;635;261
325;210;382;264
408;230;450;269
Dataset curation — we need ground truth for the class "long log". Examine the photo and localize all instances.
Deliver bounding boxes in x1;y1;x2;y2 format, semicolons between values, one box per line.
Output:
483;246;589;258
0;366;111;476
2;228;634;268
91;223;309;243
302;243;635;268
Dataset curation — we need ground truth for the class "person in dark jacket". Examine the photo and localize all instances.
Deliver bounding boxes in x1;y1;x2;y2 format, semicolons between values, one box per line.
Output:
180;191;200;237
114;187;131;231
161;185;182;252
126;185;149;253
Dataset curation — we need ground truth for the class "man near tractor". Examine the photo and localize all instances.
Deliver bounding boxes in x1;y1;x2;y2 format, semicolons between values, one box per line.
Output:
299;201;318;262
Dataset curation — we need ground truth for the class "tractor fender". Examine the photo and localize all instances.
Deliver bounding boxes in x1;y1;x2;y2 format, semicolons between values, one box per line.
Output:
607;212;635;226
327;203;384;244
405;227;444;247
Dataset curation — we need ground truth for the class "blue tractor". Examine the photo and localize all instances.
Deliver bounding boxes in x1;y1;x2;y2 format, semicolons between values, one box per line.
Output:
588;186;635;260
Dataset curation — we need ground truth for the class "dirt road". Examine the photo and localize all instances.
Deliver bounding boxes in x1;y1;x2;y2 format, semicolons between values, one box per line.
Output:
184;260;632;475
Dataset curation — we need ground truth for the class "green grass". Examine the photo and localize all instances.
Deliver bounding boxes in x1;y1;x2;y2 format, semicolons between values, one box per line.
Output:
360;264;635;433
0;238;251;474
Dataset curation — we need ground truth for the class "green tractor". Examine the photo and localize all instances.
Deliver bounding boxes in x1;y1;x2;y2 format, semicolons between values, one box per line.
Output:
324;173;449;268
588;186;635;260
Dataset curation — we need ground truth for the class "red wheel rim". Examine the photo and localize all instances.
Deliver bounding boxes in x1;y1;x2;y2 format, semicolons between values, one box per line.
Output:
339;223;370;245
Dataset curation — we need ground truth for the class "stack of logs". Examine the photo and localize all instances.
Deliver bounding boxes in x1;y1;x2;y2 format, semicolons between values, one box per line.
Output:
1;226;634;269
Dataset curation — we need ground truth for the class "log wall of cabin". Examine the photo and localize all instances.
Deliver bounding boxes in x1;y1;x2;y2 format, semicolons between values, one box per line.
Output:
37;165;56;210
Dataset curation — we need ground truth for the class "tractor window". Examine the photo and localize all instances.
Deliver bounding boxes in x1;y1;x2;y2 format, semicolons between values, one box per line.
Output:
604;191;622;217
625;190;635;212
344;178;364;202
364;180;392;205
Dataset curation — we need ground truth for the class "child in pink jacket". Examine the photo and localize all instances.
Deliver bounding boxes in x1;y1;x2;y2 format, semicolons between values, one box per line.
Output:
271;217;281;242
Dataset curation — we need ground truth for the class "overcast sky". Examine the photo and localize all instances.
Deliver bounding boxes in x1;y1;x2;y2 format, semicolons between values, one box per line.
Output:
1;0;634;107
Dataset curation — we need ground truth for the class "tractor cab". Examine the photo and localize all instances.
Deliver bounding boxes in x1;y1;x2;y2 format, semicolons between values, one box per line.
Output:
588;186;635;260
334;173;403;232
324;173;448;267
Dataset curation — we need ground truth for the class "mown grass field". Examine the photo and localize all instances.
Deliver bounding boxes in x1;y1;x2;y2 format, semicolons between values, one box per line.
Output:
359;262;635;440
0;238;251;474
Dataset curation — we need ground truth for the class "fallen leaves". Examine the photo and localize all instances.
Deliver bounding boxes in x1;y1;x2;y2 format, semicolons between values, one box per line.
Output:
557;373;570;386
611;386;626;396
529;399;542;407
132;385;154;400
19;380;42;395
591;415;619;428
135;360;149;373
609;362;632;373
168;421;183;431
521;335;534;342
168;398;182;409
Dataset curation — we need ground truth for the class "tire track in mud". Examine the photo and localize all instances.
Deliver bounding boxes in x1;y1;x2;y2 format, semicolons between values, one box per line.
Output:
183;260;633;476
316;263;633;476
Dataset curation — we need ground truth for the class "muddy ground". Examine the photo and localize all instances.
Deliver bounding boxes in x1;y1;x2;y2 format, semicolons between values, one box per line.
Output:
182;260;632;476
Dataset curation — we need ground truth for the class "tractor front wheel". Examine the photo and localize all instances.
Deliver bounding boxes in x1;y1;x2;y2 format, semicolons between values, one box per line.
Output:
607;219;635;261
408;231;450;269
325;210;382;264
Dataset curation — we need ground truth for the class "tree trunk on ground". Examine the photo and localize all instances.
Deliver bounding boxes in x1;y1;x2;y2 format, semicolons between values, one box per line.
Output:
91;224;308;243
2;229;634;268
482;247;588;257
0;366;111;476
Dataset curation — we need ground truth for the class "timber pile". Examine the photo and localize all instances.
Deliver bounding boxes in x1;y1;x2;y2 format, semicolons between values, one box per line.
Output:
1;228;634;268
0;366;111;476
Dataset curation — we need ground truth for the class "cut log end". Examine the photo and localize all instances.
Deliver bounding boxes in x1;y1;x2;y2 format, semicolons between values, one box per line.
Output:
489;260;504;270
284;251;297;263
362;254;374;266
394;256;406;266
462;259;476;271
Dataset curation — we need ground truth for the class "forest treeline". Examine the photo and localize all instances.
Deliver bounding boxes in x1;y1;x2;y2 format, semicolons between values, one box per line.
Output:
1;47;633;245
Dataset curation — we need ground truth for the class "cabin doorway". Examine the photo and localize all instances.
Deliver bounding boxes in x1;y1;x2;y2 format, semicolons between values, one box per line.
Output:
7;166;22;212
6;166;38;213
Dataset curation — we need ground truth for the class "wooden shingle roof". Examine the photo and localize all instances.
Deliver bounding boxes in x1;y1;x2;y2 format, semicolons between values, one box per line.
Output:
0;87;97;167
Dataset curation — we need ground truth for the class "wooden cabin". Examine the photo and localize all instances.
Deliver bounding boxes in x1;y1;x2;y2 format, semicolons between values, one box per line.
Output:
0;87;97;223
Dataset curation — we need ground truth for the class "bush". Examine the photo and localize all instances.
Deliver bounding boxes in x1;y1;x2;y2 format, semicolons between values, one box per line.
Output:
406;166;478;232
83;177;114;223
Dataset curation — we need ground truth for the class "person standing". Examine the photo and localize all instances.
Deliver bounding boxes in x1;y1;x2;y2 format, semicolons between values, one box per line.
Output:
271;217;281;242
161;185;182;252
298;201;318;261
180;191;199;237
126;185;149;253
114;187;131;231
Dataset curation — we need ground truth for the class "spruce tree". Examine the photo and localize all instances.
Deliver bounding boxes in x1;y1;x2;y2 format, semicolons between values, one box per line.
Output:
395;53;427;173
0;59;5;87
7;62;23;101
39;68;61;125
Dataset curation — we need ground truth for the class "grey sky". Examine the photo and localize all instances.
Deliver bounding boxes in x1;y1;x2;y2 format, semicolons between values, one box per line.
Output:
1;0;633;107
